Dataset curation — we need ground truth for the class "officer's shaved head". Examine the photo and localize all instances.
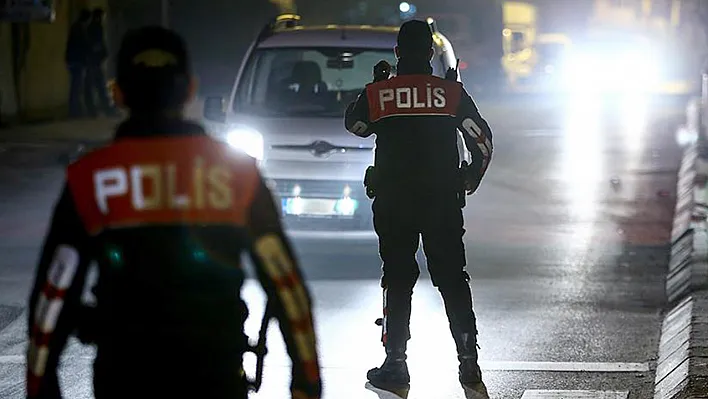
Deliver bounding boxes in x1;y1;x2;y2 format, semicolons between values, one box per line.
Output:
396;20;434;60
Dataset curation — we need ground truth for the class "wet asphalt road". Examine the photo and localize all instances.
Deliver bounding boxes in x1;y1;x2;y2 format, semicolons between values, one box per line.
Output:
0;95;685;398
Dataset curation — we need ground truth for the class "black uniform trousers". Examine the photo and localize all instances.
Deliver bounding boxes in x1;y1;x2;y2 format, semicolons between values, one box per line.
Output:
372;190;478;356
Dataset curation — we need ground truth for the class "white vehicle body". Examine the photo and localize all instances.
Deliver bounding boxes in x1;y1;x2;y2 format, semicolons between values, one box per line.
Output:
204;16;467;229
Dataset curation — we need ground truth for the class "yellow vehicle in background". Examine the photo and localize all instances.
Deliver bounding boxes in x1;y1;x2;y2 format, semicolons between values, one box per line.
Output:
500;1;572;92
499;0;694;94
534;33;572;75
420;3;505;94
420;0;692;95
530;33;573;91
420;0;571;93
500;1;536;87
564;0;694;94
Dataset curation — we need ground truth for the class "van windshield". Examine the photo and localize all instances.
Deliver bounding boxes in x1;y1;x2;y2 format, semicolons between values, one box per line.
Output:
233;47;398;117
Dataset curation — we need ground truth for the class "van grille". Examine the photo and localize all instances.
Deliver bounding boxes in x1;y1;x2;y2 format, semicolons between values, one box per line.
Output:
270;179;366;199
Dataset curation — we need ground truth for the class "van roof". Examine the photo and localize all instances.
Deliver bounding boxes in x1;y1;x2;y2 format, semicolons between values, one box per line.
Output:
258;25;401;49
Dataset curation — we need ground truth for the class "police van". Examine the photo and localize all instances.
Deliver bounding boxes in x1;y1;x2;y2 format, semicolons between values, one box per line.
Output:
203;14;468;230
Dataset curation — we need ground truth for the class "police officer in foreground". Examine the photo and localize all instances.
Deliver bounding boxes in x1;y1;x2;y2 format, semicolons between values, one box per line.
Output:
344;20;493;397
26;26;321;399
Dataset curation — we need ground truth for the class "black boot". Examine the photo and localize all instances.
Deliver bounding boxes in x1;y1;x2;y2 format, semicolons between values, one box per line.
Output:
369;280;415;392
367;349;410;391
455;333;489;398
460;357;487;392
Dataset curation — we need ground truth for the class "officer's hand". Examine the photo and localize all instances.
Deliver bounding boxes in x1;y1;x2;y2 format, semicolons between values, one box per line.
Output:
464;177;482;195
291;373;321;399
373;60;391;82
292;389;320;399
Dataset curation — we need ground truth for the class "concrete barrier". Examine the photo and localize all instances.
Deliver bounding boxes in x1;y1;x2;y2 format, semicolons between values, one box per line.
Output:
654;293;708;399
667;142;708;304
656;93;708;398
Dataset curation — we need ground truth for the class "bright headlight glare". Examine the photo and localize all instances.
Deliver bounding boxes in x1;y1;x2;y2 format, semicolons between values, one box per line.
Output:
563;53;593;88
227;128;264;160
563;48;661;92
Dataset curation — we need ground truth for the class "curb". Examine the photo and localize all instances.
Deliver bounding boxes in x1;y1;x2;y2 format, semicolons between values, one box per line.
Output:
656;98;708;398
0;117;117;143
0;98;206;144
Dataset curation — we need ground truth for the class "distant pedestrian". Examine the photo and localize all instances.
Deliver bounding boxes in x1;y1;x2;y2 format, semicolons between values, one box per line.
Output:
65;9;91;118
85;8;116;117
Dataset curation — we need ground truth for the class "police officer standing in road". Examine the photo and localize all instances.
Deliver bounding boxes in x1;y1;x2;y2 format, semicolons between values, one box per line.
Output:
345;20;493;397
26;26;321;399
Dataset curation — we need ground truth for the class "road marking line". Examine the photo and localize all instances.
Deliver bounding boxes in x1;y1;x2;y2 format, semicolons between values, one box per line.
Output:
479;361;648;372
521;390;629;399
521;130;560;137
0;356;648;374
237;359;650;373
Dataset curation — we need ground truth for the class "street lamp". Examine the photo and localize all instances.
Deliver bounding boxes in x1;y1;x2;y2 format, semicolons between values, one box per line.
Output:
399;2;416;19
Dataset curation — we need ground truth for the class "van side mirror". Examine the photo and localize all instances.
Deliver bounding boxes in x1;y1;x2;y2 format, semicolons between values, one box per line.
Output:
204;96;226;123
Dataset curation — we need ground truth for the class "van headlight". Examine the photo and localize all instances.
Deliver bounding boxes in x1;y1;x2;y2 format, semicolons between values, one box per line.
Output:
226;128;264;160
563;49;661;91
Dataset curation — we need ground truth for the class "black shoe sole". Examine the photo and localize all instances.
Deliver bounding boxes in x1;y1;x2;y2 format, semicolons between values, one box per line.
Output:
365;381;410;398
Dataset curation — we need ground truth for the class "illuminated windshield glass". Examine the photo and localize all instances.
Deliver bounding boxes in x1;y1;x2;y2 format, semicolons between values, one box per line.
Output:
233;47;397;117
